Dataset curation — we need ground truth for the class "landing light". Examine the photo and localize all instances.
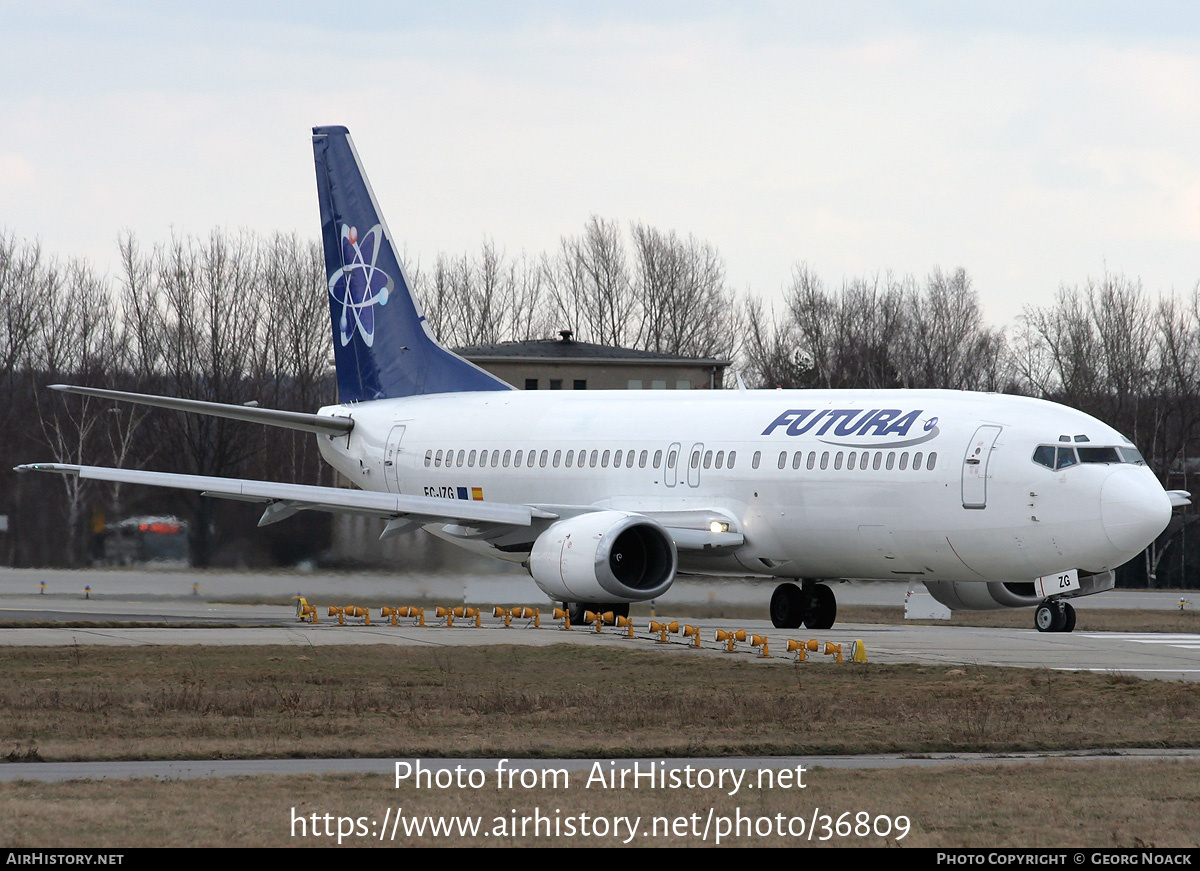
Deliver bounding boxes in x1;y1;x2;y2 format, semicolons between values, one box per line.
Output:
709;521;729;534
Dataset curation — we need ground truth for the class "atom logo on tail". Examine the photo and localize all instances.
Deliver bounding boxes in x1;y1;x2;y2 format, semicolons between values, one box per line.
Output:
328;223;392;347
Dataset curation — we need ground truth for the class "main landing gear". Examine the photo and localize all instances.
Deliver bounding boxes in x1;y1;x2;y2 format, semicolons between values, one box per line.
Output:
1034;599;1076;633
770;581;837;630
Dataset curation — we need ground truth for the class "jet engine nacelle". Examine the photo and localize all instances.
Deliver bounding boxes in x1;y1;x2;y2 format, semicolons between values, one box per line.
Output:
924;571;1116;610
528;510;677;603
923;581;1042;611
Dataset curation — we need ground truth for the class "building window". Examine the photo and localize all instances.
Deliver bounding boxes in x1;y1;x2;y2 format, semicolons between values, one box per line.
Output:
550;379;562;390
676;380;690;390
574;379;587;390
524;378;538;390
628;380;643;389
651;380;667;389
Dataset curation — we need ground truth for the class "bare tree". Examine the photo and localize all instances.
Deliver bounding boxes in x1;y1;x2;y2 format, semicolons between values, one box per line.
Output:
631;223;739;360
547;216;636;346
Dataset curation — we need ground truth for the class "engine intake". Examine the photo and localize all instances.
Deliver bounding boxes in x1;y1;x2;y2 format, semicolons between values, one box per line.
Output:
528;510;677;603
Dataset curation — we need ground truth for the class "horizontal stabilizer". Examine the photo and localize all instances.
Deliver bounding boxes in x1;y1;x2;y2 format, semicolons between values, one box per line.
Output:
1168;490;1192;507
49;385;353;436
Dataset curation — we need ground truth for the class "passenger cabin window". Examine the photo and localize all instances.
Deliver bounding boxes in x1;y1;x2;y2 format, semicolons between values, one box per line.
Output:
752;451;761;469
728;451;736;468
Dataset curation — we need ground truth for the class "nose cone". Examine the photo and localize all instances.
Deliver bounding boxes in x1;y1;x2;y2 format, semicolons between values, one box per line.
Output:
1101;467;1172;554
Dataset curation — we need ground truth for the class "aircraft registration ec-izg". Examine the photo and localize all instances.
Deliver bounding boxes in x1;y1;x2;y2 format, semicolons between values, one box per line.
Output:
19;126;1190;633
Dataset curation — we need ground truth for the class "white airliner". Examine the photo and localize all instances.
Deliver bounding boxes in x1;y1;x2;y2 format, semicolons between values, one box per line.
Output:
18;126;1188;633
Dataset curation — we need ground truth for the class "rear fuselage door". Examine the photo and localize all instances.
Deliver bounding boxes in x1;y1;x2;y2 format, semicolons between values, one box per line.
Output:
384;425;407;493
961;425;1001;509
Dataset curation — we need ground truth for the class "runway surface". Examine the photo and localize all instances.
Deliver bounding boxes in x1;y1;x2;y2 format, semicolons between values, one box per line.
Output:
2;567;1198;784
0;568;1197;681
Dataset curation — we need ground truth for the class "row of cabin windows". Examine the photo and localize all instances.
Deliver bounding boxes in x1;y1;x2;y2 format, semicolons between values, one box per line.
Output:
423;446;936;473
774;449;937;472
427;447;674;470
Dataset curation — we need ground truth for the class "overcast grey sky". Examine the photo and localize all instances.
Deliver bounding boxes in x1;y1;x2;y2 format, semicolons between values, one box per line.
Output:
3;1;1198;326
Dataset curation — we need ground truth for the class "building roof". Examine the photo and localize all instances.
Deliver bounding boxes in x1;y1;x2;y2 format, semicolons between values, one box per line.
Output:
454;331;729;367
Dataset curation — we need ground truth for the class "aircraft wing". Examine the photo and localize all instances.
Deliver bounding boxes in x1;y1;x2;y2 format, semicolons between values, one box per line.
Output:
15;463;553;528
16;464;745;551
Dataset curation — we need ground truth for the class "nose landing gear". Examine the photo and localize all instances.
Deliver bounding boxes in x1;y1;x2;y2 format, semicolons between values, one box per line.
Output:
1034;599;1076;633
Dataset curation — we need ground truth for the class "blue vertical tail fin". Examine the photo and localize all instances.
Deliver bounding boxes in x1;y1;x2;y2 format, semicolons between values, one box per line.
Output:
312;126;512;402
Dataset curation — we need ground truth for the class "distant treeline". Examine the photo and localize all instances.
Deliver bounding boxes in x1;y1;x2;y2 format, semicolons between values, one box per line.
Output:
2;223;1198;587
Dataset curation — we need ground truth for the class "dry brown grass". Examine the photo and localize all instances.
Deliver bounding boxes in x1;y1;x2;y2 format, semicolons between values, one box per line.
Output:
1;645;1198;762
2;760;1198;847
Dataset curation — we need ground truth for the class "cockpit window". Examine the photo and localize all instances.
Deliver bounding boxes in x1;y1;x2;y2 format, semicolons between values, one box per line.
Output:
1036;443;1137;470
1055;447;1078;469
1118;446;1146;465
1033;444;1132;468
1032;445;1079;469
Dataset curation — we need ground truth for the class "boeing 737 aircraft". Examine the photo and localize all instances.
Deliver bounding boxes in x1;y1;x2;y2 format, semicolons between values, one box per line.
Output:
18;126;1188;633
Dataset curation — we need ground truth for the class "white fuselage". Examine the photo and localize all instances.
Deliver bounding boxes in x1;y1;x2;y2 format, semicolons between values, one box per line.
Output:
315;388;1171;585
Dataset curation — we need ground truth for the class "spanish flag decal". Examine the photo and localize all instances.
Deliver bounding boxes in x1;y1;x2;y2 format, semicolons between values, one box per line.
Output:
471;487;484;501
